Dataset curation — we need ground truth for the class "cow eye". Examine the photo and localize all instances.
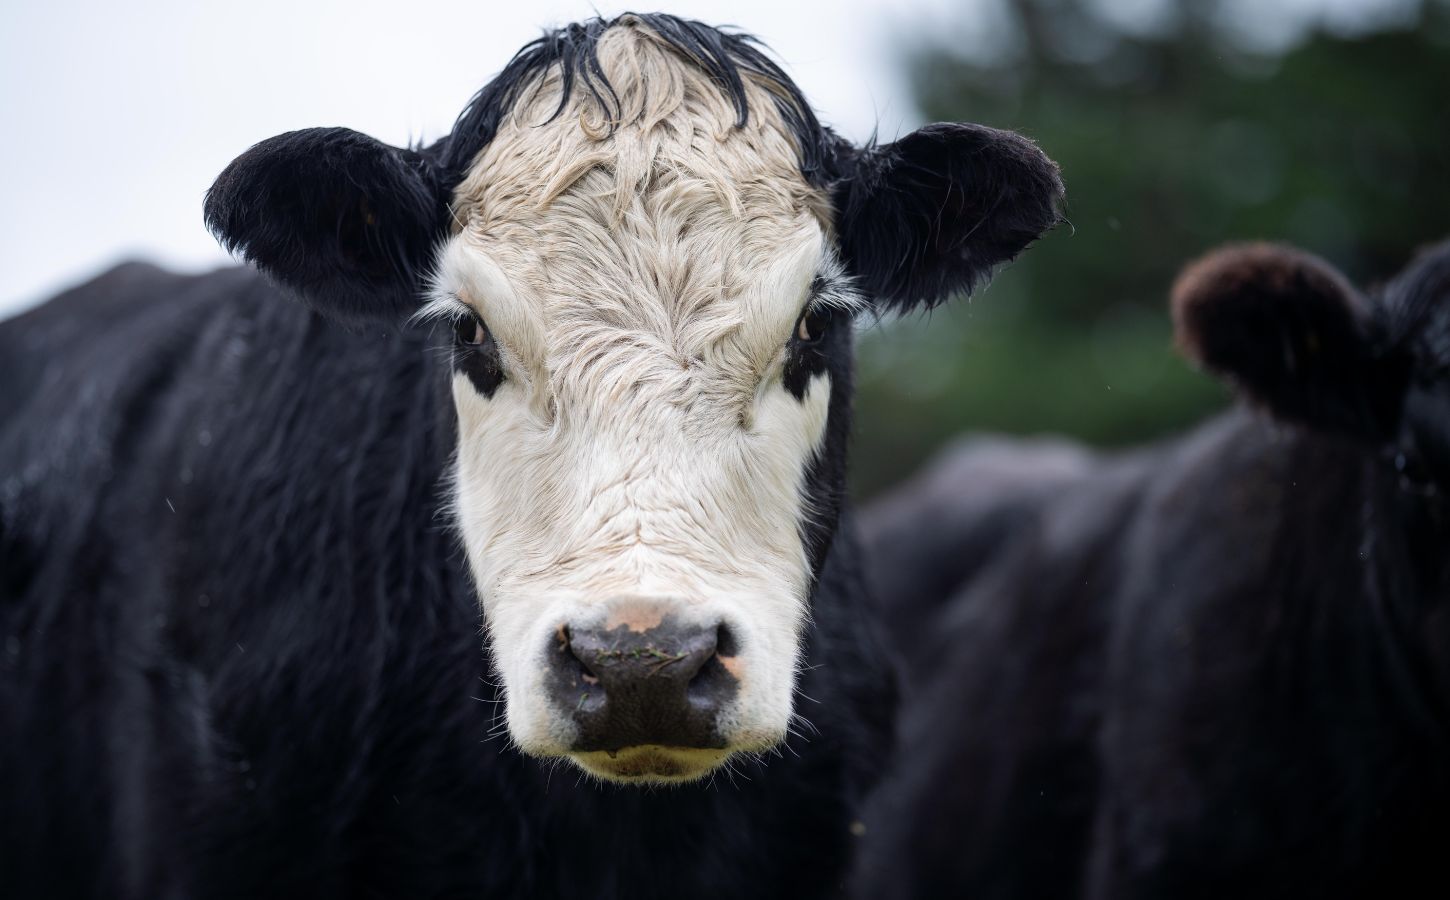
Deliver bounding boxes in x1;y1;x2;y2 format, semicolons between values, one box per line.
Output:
453;310;489;347
794;307;830;345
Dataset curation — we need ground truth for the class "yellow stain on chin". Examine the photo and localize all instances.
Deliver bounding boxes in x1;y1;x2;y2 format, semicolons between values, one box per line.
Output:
571;745;731;784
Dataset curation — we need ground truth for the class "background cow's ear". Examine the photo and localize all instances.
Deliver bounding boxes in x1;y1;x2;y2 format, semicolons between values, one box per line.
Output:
204;127;452;326
834;122;1064;313
1171;243;1409;439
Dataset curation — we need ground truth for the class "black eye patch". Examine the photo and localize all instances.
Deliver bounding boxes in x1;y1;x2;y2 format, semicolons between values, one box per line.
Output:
784;303;840;399
780;270;859;400
449;307;505;398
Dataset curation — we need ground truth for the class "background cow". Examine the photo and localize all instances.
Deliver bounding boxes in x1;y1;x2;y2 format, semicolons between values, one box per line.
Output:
856;239;1450;899
859;434;1093;651
0;13;1061;899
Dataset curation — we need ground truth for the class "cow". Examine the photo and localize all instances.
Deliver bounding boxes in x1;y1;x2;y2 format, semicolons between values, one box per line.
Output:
854;239;1450;899
859;433;1093;651
0;13;1063;899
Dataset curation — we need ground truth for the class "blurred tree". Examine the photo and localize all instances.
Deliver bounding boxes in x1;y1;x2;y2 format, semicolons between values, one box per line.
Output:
852;0;1450;497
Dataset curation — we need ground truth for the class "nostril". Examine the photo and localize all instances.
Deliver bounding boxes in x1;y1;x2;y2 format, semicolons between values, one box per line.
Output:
559;626;599;679
686;623;740;708
553;625;605;713
715;623;739;659
550;614;742;751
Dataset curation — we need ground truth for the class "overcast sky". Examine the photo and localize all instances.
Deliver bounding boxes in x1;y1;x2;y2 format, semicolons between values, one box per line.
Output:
0;0;1417;316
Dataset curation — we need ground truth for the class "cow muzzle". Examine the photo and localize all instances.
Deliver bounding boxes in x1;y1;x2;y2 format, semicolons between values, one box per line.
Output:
544;597;742;779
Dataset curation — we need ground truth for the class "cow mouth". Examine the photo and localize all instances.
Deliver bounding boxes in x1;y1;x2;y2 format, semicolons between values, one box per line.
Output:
570;745;732;784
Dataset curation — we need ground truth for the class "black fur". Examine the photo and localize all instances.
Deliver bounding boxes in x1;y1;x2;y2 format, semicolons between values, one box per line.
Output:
834;123;1065;313
859;434;1093;650
1385;242;1450;483
203;127;451;326
856;239;1450;899
796;310;859;579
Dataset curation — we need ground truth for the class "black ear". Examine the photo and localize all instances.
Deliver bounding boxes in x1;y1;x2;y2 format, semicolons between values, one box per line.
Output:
1172;243;1408;439
204;127;452;325
834;123;1064;313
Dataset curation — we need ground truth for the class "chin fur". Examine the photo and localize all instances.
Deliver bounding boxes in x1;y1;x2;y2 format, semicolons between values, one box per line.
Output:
564;746;736;786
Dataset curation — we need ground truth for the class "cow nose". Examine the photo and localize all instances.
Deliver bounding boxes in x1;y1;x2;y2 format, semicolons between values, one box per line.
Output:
548;614;739;752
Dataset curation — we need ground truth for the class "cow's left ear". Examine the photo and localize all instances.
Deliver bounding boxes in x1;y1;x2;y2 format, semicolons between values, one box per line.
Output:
834;123;1064;313
1172;243;1409;440
204;127;453;326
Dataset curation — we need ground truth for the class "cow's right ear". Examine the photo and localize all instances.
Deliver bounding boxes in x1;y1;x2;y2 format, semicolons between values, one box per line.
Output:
204;127;453;326
1171;243;1408;440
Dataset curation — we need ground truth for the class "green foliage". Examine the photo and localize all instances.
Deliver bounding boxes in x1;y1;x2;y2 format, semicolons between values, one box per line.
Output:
852;0;1450;497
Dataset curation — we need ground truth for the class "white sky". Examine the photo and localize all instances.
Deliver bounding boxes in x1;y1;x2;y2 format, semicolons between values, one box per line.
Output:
0;0;1415;316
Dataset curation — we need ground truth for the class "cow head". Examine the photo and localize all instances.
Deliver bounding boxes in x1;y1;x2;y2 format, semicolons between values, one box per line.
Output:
1172;240;1450;664
204;14;1063;784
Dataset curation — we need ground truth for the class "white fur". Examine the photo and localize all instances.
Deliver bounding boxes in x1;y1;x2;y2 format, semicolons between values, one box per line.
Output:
427;20;854;783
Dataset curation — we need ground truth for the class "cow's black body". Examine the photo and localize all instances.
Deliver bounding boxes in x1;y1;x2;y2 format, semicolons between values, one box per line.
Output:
859;434;1093;651
0;263;892;900
857;243;1450;900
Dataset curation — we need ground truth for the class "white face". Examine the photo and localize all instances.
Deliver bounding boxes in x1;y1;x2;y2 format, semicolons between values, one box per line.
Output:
428;219;853;782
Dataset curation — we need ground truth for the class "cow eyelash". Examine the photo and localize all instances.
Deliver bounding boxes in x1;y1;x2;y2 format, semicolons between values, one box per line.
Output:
792;275;861;347
431;295;490;349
